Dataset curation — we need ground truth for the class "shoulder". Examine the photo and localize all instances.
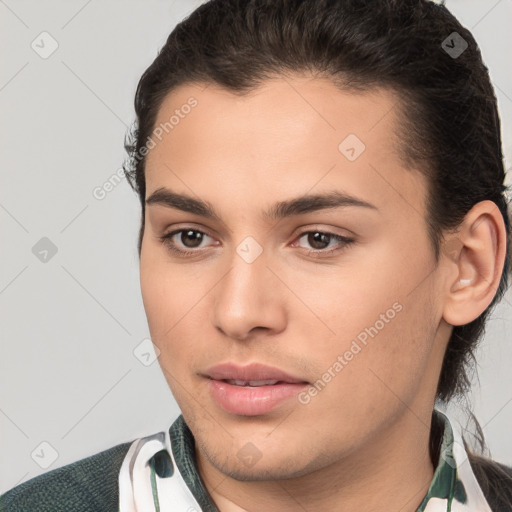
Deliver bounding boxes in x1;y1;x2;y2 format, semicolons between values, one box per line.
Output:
0;441;132;512
469;454;512;511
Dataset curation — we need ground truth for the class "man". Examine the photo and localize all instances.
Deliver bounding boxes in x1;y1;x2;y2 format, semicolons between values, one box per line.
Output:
2;0;512;510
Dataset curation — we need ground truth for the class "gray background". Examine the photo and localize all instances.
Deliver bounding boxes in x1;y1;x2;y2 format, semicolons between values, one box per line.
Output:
1;0;511;494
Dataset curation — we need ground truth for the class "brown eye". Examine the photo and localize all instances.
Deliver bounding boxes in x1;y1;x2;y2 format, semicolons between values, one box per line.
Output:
307;232;332;250
159;228;215;256
294;230;355;257
179;229;205;248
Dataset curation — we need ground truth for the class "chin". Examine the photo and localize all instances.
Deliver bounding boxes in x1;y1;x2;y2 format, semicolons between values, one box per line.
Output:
202;444;325;482
216;461;306;482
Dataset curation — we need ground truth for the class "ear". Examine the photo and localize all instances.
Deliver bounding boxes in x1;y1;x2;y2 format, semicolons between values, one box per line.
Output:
442;200;508;327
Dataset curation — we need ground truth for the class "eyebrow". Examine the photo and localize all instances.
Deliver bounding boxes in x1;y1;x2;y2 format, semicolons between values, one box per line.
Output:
145;187;378;221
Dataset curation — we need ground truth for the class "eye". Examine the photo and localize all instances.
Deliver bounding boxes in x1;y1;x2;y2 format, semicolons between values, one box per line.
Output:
292;230;354;256
159;228;216;256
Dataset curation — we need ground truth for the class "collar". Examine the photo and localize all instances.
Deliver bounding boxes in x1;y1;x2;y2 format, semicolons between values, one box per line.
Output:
118;408;492;511
418;409;492;511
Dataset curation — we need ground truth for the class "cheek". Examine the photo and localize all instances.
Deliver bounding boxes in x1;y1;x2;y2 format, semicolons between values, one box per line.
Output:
295;297;436;449
292;240;437;403
140;255;210;379
140;257;184;351
282;252;403;352
140;245;195;331
140;271;169;339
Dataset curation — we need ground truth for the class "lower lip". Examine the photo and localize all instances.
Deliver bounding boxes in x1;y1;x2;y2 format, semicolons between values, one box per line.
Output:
208;379;308;416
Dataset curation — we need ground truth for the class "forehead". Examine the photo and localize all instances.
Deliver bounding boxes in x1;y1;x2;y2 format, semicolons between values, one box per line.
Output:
148;75;401;160
144;75;427;222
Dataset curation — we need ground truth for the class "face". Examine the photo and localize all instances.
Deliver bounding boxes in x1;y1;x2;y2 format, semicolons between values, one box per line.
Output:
140;75;450;480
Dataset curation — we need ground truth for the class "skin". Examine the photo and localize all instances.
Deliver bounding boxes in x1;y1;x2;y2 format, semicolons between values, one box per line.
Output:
139;74;506;512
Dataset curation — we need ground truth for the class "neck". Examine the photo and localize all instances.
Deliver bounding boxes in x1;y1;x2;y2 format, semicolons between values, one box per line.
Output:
196;409;438;512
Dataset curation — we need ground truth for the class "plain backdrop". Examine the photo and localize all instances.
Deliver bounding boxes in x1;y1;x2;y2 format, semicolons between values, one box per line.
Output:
1;0;511;494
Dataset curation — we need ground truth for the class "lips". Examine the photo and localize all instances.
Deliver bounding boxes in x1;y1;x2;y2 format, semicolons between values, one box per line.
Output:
203;363;309;416
204;362;308;384
224;379;280;387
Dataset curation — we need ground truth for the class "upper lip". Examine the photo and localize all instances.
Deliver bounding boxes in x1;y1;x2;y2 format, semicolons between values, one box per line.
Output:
203;363;309;383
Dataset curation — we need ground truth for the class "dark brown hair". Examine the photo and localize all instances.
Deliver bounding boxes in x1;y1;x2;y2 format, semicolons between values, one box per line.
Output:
123;0;512;499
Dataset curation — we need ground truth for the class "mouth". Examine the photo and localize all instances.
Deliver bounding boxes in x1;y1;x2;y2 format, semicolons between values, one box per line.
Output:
203;362;309;384
220;379;290;387
203;363;310;416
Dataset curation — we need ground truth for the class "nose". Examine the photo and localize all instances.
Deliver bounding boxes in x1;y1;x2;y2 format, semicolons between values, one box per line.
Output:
211;246;287;341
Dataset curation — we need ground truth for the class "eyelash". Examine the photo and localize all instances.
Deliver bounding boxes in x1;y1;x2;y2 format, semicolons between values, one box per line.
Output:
158;228;355;258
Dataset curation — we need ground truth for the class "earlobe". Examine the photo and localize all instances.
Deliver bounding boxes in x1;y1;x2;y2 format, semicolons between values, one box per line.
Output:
442;200;507;327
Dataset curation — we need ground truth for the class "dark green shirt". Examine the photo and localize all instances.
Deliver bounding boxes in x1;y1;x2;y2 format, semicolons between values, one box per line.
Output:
1;410;511;511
